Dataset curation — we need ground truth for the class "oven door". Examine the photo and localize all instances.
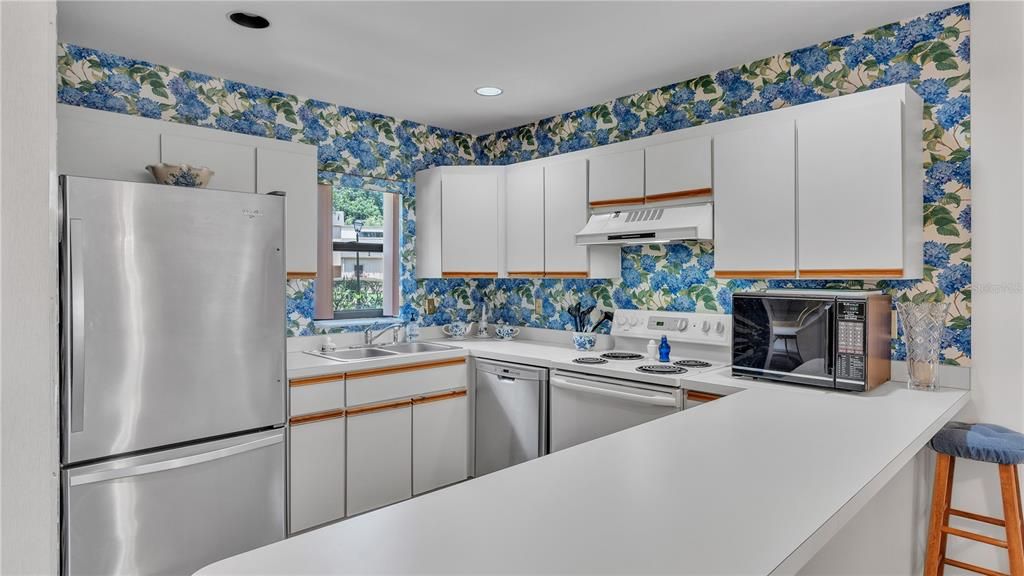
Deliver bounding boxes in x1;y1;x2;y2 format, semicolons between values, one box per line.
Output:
732;294;836;388
549;371;680;452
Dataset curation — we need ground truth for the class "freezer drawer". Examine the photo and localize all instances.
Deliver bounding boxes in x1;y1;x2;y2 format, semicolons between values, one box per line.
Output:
63;429;285;576
60;177;286;464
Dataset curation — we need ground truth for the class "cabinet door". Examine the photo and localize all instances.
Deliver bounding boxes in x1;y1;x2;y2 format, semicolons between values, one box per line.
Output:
587;149;644;208
289;414;345;533
256;147;318;275
160;134;256;193
713;122;796;278
544;160;589;275
58;106;161;183
505;164;545;276
797;100;904;277
441;172;499;276
346;404;412;516
645;137;712;204
413;392;469;495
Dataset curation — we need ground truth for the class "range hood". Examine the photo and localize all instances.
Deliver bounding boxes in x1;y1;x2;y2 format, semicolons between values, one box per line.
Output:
575;203;713;246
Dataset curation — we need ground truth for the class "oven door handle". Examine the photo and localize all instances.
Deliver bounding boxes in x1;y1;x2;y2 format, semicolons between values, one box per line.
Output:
551;376;677;407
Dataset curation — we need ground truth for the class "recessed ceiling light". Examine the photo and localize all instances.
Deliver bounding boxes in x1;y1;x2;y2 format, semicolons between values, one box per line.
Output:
228;11;270;29
475;86;503;97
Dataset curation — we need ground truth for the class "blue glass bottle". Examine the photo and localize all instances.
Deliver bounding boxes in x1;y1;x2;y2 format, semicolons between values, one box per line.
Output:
658;335;671;362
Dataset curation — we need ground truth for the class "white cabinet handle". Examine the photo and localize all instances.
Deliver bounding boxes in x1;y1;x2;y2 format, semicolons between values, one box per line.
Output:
551;376;676;407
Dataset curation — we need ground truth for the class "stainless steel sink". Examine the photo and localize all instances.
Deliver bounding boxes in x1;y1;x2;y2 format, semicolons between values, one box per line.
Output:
377;341;458;354
316;347;399;361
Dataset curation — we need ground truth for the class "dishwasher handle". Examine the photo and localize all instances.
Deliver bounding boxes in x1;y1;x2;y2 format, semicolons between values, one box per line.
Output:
550;376;677;407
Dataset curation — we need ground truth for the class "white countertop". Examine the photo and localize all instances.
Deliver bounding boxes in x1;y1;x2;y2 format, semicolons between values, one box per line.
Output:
211;338;968;575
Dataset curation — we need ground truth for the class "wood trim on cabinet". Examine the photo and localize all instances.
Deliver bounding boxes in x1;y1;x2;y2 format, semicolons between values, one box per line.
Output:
344;357;467;380
644;188;713;204
442;272;498;278
289;373;345;387
544;271;589;278
508;271;545;278
346;397;413;417
685;390;723;403
588;196;645;209
798;268;904;279
714;270;796;279
287;271;318;280
412;388;468;405
289;409;346;426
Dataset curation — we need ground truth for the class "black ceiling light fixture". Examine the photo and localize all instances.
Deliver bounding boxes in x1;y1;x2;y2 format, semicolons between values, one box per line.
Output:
228;11;270;29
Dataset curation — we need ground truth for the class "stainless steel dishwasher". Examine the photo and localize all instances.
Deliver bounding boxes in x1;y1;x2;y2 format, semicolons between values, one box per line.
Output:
474;359;548;476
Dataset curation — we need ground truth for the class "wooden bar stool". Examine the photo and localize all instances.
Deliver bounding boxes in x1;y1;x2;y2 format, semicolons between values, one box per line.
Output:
926;422;1024;576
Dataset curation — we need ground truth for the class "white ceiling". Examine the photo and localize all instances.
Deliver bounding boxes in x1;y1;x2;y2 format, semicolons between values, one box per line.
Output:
57;1;957;135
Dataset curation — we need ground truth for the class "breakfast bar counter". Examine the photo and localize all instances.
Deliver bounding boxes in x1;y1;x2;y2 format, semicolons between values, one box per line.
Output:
199;357;969;576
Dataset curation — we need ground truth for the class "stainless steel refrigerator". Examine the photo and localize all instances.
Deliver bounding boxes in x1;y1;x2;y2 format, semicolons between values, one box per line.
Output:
59;176;286;575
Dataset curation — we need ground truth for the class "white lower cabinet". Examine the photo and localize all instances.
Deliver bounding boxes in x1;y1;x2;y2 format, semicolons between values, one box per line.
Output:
346;403;413;516
289;413;345;533
413;393;469;495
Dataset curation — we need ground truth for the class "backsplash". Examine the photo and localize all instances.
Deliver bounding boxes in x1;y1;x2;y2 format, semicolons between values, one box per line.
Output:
60;3;972;365
402;4;973;365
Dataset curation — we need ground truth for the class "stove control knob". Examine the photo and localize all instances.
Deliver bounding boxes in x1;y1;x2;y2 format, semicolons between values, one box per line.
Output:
701;320;711;333
678;319;689;332
628;316;639;327
716;321;725;334
615;316;627;327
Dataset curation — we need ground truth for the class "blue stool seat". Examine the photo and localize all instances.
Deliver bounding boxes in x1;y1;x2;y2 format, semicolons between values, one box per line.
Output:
930;421;1024;465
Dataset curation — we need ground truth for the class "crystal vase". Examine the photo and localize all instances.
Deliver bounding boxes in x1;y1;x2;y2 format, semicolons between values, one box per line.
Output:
896;301;950;391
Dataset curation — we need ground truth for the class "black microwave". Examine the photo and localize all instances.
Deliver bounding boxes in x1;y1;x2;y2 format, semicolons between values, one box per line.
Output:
731;291;892;392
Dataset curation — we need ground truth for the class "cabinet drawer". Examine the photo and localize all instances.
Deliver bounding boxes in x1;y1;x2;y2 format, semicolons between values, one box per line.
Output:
289;375;345;417
346;358;467;407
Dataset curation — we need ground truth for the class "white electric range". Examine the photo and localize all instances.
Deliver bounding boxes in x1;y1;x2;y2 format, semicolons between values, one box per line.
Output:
548;309;733;452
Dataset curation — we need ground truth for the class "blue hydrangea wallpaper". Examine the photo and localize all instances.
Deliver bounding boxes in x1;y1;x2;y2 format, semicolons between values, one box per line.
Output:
57;3;972;365
463;4;971;365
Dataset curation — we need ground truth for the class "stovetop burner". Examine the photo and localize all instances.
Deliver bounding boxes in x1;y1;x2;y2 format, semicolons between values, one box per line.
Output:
636;364;687;375
573;357;608;365
673;359;712;369
601;351;645;361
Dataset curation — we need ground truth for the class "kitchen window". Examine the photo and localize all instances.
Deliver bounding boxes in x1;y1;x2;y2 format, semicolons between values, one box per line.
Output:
315;182;400;320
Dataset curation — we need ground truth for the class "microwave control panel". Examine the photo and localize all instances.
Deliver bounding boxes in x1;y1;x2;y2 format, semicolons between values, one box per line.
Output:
836;300;866;382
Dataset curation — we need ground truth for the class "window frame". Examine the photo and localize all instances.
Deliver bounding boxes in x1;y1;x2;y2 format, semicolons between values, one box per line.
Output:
314;183;400;322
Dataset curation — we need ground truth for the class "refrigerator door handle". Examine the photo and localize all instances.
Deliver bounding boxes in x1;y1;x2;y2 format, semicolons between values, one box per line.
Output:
69;218;85;433
68;431;283;486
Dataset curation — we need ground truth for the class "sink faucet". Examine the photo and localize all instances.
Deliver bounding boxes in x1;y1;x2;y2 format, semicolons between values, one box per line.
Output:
364;323;403;346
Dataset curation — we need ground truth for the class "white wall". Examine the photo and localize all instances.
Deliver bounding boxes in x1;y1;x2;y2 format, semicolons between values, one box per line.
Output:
943;1;1024;572
0;1;60;574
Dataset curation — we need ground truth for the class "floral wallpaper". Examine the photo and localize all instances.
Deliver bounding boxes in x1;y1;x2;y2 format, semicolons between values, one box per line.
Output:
401;3;973;365
60;3;972;365
56;44;478;182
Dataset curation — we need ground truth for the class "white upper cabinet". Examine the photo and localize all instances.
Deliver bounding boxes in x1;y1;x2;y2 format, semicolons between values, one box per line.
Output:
505;164;546;276
257;148;318;276
160;134;256;193
441;171;500;277
544;159;590;275
797;97;922;278
713;121;797;278
57;107;160;183
644;136;712;204
587;149;644;208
